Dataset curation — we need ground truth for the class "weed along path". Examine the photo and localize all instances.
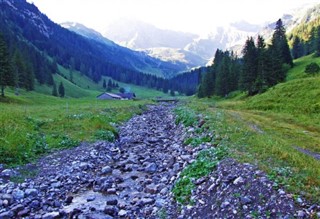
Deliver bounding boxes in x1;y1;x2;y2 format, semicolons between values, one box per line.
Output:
0;103;319;218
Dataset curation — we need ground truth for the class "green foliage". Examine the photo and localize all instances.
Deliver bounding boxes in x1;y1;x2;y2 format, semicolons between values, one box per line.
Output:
94;130;115;142
183;136;211;147
0;33;14;97
305;62;320;74
58;135;79;149
173;147;227;204
174;107;198;127
0;92;150;166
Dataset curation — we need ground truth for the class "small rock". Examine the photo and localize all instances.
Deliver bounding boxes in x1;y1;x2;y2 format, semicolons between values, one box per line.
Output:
104;206;118;216
297;210;305;217
101;166;112;174
11;204;24;213
42;211;60;219
0;211;14;219
12;189;25;200
65;195;73;204
106;199;118;206
145;163;157;173
25;188;38;197
233;176;245;185
30;200;40;209
240;196;252;205
145;184;158;194
17;208;30;217
221;201;230;208
87;195;96;202
141;198;155;205
118;209;127;217
2;194;13;204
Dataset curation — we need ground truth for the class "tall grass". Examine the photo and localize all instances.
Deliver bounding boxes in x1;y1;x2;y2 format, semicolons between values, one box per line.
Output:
0;91;149;166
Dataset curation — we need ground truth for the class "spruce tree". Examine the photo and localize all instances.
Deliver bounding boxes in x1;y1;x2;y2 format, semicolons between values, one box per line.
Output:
271;19;293;67
0;34;14;97
292;37;304;59
240;37;258;95
58;82;65;97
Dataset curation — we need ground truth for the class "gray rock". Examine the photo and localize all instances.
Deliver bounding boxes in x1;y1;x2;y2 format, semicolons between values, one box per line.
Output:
25;188;38;197
220;201;230;208
141;198;155;205
11;204;25;213
145;163;157;173
106;199;118;206
86;195;96;202
30;199;41;209
2;194;13;204
42;211;60;219
17;208;30;217
1;169;15;177
0;211;14;219
118;209;127;217
233;176;245;185
101;166;112;174
104;206;118;216
240;196;252;205
12;189;25;200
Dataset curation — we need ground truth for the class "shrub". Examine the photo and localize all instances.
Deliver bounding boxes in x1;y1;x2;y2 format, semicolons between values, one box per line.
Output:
305;62;320;75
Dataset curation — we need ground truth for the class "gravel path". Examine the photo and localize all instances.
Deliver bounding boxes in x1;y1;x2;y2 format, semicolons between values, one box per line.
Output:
0;103;319;219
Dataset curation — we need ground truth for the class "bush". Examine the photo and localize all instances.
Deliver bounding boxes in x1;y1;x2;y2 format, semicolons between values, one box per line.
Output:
305;62;320;75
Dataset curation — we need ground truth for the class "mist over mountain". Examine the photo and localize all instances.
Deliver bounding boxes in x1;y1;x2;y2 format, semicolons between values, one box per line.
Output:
102;2;319;66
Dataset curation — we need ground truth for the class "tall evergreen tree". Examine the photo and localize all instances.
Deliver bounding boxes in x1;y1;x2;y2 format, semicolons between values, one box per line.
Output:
0;34;14;97
271;19;293;67
58;82;65;97
240;37;258;95
291;37;304;59
102;79;106;89
255;35;269;93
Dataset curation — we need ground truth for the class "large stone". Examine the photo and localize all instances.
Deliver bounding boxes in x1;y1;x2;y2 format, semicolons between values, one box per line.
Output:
12;189;25;200
101;166;112;174
145;163;157;173
104;206;118;216
25;188;38;197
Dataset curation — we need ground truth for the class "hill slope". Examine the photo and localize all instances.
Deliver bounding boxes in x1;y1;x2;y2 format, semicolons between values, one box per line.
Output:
0;0;184;81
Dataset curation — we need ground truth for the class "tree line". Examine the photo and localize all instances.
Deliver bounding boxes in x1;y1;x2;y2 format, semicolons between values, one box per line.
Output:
290;17;320;59
198;19;293;98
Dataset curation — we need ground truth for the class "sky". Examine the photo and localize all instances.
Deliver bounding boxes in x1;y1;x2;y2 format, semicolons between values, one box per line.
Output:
27;0;319;35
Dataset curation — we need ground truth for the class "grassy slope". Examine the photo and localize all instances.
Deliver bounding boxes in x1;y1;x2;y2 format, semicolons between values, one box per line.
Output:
35;65;171;99
0;90;151;166
184;54;320;203
0;63;173;166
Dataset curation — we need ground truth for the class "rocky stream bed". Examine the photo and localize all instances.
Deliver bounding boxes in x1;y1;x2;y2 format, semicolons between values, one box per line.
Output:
0;103;319;219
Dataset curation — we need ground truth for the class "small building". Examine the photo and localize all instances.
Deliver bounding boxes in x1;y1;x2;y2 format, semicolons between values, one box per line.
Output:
96;92;122;100
96;92;136;100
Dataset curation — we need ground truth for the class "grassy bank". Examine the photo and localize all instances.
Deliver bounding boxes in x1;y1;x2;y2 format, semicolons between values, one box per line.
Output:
176;55;320;203
0;91;150;166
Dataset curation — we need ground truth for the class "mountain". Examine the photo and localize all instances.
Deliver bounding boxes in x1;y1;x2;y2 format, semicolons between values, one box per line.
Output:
104;18;197;50
61;22;115;47
60;21;189;77
259;3;320;43
104;18;207;67
0;0;186;83
104;18;262;65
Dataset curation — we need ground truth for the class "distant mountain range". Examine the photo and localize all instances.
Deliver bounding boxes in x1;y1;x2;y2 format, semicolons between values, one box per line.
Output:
103;3;320;66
